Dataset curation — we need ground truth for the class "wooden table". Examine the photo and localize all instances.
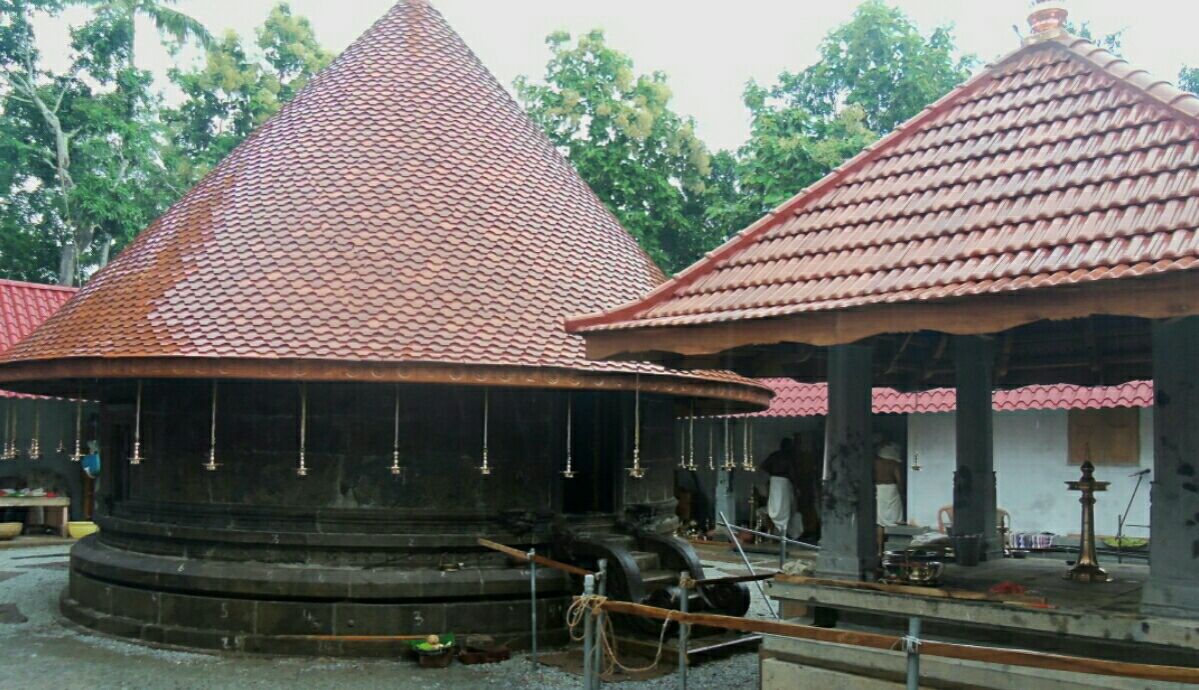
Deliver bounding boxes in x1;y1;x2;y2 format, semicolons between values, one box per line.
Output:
0;497;70;537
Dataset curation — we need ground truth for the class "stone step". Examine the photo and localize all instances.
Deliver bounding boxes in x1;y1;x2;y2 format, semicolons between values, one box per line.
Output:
627;550;660;572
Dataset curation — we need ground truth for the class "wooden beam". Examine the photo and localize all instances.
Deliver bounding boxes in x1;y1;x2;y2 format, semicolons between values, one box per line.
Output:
884;333;914;375
589;598;1199;684
476;538;592;577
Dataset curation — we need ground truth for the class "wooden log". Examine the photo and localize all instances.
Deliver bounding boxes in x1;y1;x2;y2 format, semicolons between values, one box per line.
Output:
476;538;592;577
588;599;1199;684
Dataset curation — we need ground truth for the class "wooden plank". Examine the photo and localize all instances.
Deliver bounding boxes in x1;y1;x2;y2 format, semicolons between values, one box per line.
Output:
772;574;990;601
0;497;70;507
692;573;774;586
771;574;1055;609
590;599;1199;684
476;538;592;577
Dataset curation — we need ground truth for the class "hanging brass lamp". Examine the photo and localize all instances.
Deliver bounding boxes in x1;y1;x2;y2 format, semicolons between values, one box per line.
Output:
390;383;405;478
561;395;575;479
295;383;309;477
128;380;144;465
27;404;40;460
203;381;219;471
478;389;492;476
627;375;645;479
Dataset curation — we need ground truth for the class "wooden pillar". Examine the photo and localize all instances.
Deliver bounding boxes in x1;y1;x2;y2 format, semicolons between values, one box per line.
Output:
815;344;876;580
952;335;1001;559
1143;316;1199;617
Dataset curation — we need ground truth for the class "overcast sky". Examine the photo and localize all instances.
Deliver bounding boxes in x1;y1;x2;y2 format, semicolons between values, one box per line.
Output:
31;0;1199;152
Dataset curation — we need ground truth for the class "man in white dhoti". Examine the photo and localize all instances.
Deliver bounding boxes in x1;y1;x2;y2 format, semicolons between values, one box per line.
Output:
761;438;803;539
875;442;904;556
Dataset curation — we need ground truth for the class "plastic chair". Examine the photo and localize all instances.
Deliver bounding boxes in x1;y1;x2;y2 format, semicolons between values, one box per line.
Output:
937;505;1010;535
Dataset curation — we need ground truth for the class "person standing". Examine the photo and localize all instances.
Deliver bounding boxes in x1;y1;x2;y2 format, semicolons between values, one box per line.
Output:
875;442;904;556
760;438;803;540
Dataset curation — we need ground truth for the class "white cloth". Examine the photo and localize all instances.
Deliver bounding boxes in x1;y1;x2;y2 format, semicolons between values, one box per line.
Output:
767;476;804;539
876;483;903;527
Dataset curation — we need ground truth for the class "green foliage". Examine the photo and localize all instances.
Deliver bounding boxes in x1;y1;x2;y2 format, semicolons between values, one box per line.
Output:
1180;67;1199;95
1064;20;1123;56
516;30;719;271
0;0;327;283
709;0;975;234
162;3;331;188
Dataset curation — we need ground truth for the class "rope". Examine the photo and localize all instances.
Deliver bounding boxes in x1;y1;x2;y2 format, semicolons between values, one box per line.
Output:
567;594;681;678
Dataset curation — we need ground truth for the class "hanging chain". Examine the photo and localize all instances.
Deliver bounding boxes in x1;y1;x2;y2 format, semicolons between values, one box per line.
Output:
562;395;575;478
70;394;83;463
390;383;405;477
129;380;144;465
911;389;922;472
203;381;219;471
707;425;714;470
479;389;491;476
741;418;755;471
28;404;40;460
1;403;13;460
295;383;309;477
627;374;644;478
721;417;736;471
687;401;697;471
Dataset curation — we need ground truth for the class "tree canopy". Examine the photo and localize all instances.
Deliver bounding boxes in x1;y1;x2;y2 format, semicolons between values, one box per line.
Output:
0;0;327;283
515;30;720;272
0;1;1191;286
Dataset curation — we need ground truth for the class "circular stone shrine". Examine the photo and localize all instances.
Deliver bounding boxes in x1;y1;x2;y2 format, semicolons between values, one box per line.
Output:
0;1;768;655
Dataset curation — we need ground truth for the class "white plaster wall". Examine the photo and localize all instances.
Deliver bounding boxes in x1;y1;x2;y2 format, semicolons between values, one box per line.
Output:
906;408;1153;537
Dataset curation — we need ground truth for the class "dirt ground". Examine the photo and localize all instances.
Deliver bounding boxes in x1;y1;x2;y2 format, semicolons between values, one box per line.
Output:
0;542;779;689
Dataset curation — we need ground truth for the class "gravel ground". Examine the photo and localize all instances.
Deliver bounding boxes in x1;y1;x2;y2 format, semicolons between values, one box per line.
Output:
0;544;770;689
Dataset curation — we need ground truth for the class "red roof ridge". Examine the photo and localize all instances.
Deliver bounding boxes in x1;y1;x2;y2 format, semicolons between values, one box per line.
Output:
566;31;1199;335
0;278;76;293
1050;35;1199;124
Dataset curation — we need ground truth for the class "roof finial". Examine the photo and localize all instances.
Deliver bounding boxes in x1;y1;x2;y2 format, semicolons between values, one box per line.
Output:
1026;1;1068;42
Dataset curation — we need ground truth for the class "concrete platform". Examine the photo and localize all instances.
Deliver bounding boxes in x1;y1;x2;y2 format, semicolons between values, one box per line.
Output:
763;557;1199;689
767;558;1199;654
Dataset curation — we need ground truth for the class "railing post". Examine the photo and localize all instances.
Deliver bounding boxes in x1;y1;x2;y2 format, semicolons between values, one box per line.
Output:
678;572;690;690
905;616;921;690
529;548;538;668
582;574;595;689
593;559;607;688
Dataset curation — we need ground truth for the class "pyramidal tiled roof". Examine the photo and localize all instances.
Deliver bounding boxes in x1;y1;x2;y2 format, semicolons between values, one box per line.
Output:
0;279;75;354
0;1;767;406
0;279;76;399
568;32;1199;339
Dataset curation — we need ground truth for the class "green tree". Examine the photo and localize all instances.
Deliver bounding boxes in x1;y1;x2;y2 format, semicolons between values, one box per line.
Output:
1180;67;1199;95
712;1;975;232
163;3;331;188
0;0;184;284
66;0;211;74
516;30;717;271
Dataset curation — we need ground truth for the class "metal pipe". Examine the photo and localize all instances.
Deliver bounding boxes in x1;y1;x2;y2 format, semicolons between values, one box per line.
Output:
528;548;538;667
723;522;820;550
719;511;778;619
906;616;922;690
678;572;689;690
582;575;595;689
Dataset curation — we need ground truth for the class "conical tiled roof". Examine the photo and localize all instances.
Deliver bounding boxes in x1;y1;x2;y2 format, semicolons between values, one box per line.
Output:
0;1;768;408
